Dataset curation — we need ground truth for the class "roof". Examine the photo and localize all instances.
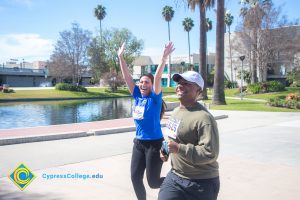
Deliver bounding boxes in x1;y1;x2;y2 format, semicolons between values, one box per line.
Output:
133;56;153;66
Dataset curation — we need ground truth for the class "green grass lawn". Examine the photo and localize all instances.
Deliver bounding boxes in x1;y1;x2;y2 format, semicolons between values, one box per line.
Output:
0;88;130;99
0;87;176;100
222;87;300;99
1;86;299;112
164;87;300;112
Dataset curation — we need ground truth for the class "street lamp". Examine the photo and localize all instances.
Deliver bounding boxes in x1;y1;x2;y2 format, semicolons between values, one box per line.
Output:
239;56;245;100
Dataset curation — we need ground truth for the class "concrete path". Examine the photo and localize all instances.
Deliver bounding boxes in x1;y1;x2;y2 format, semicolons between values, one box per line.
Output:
0;111;299;200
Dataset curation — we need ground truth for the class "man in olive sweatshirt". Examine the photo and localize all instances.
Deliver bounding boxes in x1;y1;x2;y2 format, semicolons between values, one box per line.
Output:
158;71;220;200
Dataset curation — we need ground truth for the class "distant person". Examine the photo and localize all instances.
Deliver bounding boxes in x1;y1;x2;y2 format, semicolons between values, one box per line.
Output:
158;71;220;200
118;42;175;200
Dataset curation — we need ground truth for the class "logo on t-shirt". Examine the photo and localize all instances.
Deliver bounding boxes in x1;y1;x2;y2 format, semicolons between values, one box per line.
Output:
132;99;147;120
164;117;181;139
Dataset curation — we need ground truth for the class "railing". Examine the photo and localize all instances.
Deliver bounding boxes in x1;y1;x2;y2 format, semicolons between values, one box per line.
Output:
0;67;45;73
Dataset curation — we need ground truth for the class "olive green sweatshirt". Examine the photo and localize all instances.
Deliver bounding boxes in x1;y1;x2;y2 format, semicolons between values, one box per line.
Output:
166;103;219;179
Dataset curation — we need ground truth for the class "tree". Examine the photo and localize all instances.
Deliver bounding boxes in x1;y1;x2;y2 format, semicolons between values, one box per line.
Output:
205;17;213;86
182;17;194;64
225;9;234;81
47;53;73;84
94;4;106;46
240;0;272;83
51;23;92;84
234;1;300;82
206;17;213;32
212;0;226;105
88;38;109;84
93;28;143;91
188;0;215;100
162;5;175;87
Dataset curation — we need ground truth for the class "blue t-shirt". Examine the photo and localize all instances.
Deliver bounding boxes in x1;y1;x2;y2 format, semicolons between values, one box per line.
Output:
132;85;163;140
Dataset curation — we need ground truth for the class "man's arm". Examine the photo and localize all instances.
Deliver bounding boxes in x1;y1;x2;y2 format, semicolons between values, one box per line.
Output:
168;122;219;165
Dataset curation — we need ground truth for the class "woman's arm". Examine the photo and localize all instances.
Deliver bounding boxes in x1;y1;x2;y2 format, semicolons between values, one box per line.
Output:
153;42;175;95
118;43;136;95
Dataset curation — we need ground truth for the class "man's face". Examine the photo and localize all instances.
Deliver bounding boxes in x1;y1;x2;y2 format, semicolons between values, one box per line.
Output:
175;78;201;101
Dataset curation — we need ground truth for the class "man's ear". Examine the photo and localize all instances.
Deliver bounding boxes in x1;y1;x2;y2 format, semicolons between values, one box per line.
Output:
197;87;202;95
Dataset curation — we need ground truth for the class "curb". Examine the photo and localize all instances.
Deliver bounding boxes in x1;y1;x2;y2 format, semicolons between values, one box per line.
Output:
0;115;227;146
0;131;87;146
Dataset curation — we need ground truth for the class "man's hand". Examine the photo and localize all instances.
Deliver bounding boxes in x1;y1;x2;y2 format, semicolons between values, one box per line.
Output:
168;140;179;154
160;150;168;162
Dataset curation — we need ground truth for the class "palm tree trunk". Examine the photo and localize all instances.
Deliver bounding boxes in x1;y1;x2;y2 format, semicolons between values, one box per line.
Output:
199;7;208;100
228;25;233;82
188;31;191;64
167;21;171;87
251;29;258;83
213;0;226;105
100;20;102;47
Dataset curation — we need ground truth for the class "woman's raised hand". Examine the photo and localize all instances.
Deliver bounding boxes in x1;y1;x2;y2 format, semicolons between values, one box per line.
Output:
162;42;175;61
118;42;126;57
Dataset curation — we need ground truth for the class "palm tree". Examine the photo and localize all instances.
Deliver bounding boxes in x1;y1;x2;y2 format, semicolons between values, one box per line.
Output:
206;17;213;32
182;17;194;65
205;17;212;86
240;0;271;83
212;0;226;105
94;5;106;46
188;0;215;100
225;10;234;82
162;6;175;87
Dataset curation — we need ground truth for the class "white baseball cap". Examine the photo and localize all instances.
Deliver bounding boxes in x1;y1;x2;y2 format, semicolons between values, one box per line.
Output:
172;71;204;89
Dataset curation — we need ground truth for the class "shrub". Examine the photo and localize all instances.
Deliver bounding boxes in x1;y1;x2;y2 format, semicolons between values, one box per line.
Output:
269;96;285;107
247;83;261;94
1;85;14;93
284;99;300;109
55;83;87;92
285;93;300;101
102;72;125;91
247;81;285;94
267;81;285;92
2;88;14;93
268;93;300;109
237;86;247;95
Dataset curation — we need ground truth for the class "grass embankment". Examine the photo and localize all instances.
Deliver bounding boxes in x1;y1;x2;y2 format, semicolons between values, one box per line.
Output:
0;87;175;100
1;87;299;112
164;87;300;112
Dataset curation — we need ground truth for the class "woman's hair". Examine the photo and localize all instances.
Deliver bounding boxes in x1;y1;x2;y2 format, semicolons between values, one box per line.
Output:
160;100;167;120
140;73;154;84
140;73;166;120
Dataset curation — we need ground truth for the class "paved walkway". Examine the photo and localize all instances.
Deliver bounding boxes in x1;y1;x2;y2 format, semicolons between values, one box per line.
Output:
0;110;227;146
0;111;299;200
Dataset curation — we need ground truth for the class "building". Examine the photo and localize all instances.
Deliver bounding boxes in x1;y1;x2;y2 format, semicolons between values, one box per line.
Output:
0;66;48;87
132;53;215;87
0;58;94;87
224;25;300;85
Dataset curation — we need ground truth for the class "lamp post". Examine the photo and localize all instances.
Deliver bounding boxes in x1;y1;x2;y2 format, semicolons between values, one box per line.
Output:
239;56;245;100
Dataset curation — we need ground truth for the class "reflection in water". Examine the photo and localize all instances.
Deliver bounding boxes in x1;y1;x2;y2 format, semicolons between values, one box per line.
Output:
0;98;133;130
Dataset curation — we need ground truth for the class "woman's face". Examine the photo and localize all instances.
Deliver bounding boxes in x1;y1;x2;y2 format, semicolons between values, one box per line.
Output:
139;76;152;96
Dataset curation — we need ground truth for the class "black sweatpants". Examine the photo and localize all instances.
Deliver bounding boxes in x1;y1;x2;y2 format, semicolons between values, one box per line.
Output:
158;171;220;200
131;138;164;200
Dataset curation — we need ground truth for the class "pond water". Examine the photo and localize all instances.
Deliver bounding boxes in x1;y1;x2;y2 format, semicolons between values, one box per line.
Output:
0;98;133;130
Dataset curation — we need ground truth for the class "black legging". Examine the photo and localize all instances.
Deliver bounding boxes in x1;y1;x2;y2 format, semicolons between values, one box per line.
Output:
131;138;164;200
